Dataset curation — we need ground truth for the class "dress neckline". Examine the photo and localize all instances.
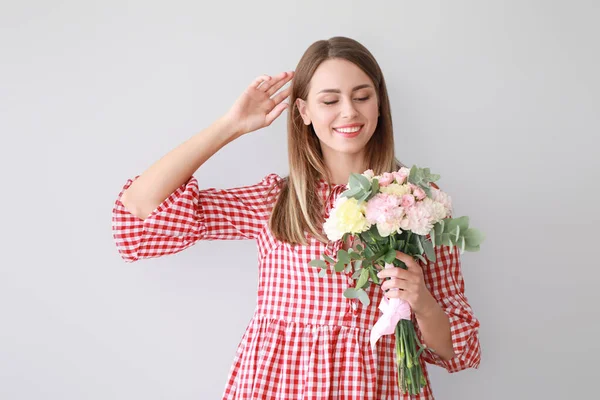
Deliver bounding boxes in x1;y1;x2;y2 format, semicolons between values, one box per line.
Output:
317;177;347;189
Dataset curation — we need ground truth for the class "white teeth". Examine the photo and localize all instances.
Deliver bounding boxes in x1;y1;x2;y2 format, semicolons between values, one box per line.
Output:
334;126;362;133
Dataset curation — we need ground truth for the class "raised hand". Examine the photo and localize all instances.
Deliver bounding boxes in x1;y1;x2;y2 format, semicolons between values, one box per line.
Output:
224;71;294;137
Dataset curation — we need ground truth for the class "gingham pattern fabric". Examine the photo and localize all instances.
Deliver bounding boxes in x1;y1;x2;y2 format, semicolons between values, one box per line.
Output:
111;173;481;399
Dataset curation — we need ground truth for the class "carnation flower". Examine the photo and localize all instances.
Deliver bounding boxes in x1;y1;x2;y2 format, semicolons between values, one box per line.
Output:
323;197;370;241
365;193;406;236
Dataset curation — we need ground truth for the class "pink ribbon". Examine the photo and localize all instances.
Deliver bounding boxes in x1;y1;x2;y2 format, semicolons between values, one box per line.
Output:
370;262;412;351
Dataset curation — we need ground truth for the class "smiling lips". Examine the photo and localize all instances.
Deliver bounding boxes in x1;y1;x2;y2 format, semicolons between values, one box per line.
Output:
333;124;364;137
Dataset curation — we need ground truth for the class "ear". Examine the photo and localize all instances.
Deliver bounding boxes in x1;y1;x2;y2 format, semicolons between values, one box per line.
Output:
295;98;311;125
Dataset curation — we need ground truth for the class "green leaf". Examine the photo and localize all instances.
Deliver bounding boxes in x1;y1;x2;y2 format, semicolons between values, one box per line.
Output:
357;289;371;306
357;190;370;204
318;269;327;278
463;228;485;247
422;237;435;263
337;249;350;264
355;244;364;252
344;287;359;299
384;247;397;264
334;261;345;273
309;259;327;268
445;216;469;235
354;173;372;191
414;235;424;255
458;235;465;254
371;179;379;194
369;268;380;284
324;255;335;264
353;259;363;271
414;254;428;264
357;268;370;288
464;243;481;252
345;263;353;273
342;185;362;198
434;220;445;236
352;269;362;279
349;251;362;260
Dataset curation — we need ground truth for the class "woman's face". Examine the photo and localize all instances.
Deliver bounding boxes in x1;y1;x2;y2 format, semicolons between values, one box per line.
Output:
296;58;379;157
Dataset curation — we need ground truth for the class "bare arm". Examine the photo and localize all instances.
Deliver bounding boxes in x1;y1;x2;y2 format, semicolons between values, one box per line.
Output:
120;116;239;220
120;71;294;220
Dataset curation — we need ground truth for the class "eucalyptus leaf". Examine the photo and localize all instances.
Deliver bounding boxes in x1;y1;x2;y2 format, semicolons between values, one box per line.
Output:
353;259;363;271
357;289;371;306
422;237;435;263
445;216;469;235
414;254;427;264
371;179;379;194
342;185;362;198
357;190;370;203
464;243;481;252
355;244;364;252
334;261;345;273
318;269;327;278
458;235;465;254
324;255;335;264
354;173;371;191
414;235;424;255
352;269;362;279
463;228;485;246
356;268;370;288
343;287;359;299
309;259;327;268
337;249;350;264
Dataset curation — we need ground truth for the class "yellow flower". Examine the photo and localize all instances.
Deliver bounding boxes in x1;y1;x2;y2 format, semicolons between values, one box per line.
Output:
324;197;370;240
380;183;411;197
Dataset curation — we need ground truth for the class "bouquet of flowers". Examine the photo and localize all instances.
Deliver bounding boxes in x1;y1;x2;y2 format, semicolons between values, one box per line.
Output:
309;166;485;395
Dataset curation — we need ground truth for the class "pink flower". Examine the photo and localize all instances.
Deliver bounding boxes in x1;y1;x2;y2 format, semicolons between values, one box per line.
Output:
378;172;395;187
399;201;435;235
413;187;426;200
393;167;410;184
365;193;405;236
401;194;415;209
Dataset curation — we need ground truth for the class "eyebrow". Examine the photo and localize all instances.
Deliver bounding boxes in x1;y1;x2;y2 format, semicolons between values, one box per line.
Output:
317;84;373;94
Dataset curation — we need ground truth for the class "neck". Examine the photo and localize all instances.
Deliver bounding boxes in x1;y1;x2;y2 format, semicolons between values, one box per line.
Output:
321;149;368;185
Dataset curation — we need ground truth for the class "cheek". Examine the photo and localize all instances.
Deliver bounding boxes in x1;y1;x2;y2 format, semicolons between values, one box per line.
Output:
312;109;337;129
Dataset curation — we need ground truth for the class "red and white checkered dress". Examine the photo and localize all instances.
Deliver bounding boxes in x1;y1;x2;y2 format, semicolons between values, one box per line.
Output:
112;173;481;399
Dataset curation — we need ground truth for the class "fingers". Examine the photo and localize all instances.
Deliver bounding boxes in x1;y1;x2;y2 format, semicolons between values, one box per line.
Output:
251;75;272;89
264;102;289;126
257;71;292;93
394;251;420;269
266;71;294;97
271;86;292;105
381;277;404;291
378;267;409;280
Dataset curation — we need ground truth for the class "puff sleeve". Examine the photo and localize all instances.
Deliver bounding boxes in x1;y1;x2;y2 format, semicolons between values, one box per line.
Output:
111;173;282;262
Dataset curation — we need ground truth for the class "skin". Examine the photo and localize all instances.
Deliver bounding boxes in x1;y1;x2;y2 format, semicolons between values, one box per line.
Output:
296;58;380;185
377;251;456;361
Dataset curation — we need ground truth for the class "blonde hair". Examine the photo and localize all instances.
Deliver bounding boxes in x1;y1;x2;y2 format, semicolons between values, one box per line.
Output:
268;36;405;246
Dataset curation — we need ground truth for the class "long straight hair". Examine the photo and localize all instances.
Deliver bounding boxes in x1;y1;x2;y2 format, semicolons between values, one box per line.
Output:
268;36;405;246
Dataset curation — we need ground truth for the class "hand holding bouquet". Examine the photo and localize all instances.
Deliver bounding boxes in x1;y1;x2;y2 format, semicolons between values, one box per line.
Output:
310;166;485;395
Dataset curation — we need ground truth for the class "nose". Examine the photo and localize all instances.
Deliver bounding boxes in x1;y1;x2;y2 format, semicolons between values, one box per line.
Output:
341;98;359;119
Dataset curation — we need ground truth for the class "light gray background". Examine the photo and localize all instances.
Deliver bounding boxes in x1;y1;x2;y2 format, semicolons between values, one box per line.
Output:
1;1;598;399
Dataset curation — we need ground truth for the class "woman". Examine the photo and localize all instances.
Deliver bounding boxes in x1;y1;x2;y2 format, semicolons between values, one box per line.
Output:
112;36;481;399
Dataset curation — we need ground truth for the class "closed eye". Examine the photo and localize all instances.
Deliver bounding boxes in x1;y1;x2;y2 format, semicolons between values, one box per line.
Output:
323;96;370;105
